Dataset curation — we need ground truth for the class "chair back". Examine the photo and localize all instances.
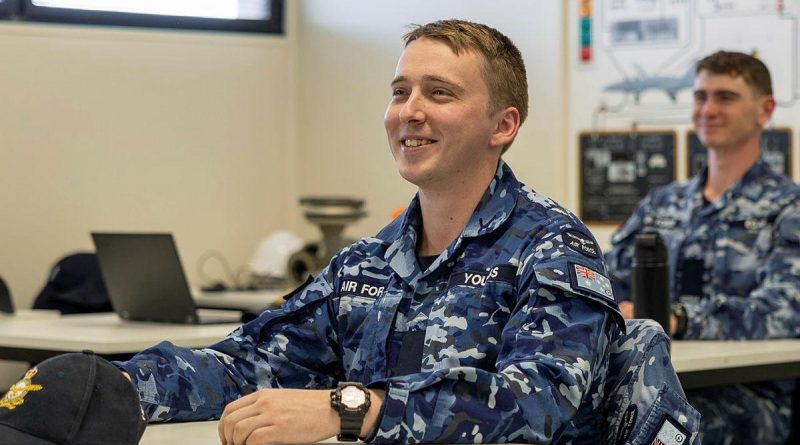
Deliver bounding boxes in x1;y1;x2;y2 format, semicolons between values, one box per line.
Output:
603;318;701;445
32;253;111;314
0;276;13;314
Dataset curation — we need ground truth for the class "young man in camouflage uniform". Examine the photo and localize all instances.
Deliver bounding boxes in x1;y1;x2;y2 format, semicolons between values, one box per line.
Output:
606;51;800;444
115;21;694;444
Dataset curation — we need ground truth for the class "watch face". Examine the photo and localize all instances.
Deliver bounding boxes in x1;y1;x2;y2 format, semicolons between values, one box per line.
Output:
340;385;365;409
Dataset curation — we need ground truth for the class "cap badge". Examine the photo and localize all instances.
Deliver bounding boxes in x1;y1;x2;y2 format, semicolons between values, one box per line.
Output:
0;368;43;410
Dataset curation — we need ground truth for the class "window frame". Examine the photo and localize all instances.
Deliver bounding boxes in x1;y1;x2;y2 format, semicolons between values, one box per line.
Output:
13;0;283;34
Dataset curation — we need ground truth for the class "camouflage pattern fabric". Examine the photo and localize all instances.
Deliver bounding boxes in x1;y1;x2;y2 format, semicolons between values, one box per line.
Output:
603;319;700;445
115;161;693;443
606;159;800;444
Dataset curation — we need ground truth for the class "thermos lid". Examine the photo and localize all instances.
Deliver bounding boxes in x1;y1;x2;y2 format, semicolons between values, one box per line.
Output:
633;231;667;265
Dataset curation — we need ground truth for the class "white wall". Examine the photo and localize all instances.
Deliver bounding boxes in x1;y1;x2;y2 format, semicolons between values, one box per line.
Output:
0;2;569;309
0;14;299;308
294;0;569;238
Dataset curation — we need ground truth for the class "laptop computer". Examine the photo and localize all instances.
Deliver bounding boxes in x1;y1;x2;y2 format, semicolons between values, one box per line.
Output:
91;232;242;324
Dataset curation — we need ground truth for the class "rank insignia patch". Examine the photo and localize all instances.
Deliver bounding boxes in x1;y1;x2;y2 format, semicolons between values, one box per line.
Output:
649;415;689;445
1;368;43;410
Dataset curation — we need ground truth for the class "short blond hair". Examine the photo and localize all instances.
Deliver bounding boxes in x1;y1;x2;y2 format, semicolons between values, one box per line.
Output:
403;20;528;153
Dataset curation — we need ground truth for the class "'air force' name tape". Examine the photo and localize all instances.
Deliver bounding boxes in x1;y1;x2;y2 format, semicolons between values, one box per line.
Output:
340;280;386;299
563;229;600;258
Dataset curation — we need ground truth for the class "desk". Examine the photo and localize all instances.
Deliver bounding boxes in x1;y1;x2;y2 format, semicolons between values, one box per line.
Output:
672;339;800;389
2;313;799;387
193;289;284;313
141;422;341;445
0;313;239;363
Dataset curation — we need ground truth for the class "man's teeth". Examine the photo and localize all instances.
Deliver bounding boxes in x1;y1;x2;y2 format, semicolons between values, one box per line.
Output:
403;139;434;147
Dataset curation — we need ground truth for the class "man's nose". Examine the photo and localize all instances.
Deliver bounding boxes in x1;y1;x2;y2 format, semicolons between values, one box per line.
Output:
399;92;426;123
699;98;718;116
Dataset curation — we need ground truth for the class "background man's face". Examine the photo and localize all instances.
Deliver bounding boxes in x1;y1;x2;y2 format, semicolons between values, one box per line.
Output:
692;70;772;153
384;38;501;189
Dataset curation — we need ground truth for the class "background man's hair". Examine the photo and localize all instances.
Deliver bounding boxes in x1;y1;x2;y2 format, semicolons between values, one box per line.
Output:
403;20;528;153
696;50;773;96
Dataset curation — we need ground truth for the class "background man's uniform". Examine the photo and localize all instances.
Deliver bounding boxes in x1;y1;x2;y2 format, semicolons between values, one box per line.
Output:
117;162;671;443
606;159;800;443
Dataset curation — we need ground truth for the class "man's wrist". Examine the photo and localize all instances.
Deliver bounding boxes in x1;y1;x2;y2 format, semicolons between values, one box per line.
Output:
360;389;384;439
671;303;688;338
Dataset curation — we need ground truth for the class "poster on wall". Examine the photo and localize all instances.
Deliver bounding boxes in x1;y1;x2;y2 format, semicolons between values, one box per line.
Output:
687;128;794;178
579;131;676;224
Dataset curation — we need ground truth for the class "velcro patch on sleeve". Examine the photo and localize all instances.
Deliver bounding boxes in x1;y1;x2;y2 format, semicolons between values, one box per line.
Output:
649;415;689;445
569;262;614;302
563;229;600;258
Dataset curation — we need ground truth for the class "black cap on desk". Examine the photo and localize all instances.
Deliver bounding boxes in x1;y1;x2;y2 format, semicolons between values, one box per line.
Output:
0;350;147;445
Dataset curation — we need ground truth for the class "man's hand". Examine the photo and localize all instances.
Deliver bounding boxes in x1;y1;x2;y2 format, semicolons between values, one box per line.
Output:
618;301;678;336
619;301;634;319
218;388;384;445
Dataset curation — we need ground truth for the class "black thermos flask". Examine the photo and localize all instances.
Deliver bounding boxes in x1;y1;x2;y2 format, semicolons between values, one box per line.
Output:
632;231;670;333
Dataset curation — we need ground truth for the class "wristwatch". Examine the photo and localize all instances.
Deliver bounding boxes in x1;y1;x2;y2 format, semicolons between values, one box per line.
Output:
672;303;688;339
330;382;371;441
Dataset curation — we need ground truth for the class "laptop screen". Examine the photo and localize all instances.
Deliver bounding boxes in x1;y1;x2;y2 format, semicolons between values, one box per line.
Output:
91;233;201;324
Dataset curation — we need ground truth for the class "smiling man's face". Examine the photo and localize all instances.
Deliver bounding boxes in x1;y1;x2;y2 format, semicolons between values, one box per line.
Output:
384;37;505;190
692;70;773;153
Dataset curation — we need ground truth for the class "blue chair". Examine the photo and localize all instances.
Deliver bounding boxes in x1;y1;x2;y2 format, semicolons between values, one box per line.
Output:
603;319;701;444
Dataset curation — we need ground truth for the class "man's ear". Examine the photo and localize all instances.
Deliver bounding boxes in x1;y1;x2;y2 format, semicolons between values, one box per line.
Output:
490;107;521;149
758;94;776;127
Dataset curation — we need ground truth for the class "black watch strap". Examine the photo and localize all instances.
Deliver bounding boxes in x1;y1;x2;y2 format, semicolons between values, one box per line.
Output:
338;412;364;441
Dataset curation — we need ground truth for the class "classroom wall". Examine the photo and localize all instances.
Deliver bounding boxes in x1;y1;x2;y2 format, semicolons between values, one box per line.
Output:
0;6;301;309
0;1;571;311
294;0;570;238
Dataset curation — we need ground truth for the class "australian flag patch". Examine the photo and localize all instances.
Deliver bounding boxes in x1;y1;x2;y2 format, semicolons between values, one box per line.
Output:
570;262;614;301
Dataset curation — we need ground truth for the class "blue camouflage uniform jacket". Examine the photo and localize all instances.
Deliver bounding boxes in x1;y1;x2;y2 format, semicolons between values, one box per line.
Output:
605;158;800;428
606;159;800;340
117;162;649;443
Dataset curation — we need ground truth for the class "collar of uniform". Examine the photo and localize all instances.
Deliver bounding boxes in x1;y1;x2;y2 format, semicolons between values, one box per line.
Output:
691;158;772;214
461;160;520;238
375;160;519;243
376;161;519;285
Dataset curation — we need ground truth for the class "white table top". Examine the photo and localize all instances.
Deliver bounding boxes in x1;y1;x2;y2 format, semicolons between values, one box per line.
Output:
0;312;238;354
671;338;800;372
2;311;800;372
141;421;342;445
193;289;285;312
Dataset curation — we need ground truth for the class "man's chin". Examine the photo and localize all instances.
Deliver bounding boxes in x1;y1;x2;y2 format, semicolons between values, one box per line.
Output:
397;168;434;189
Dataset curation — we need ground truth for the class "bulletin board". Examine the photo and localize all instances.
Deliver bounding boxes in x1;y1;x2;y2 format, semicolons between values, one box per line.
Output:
579;131;676;225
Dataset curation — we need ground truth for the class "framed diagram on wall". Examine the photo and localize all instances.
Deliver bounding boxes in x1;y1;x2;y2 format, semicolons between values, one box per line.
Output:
579;131;676;225
687;128;793;178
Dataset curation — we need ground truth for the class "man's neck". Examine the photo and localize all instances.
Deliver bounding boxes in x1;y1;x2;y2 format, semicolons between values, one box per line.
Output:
416;163;498;256
703;138;760;202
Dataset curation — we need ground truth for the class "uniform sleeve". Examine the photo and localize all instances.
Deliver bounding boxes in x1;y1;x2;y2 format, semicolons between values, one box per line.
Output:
113;254;344;422
367;228;623;443
605;194;653;302
683;204;800;340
